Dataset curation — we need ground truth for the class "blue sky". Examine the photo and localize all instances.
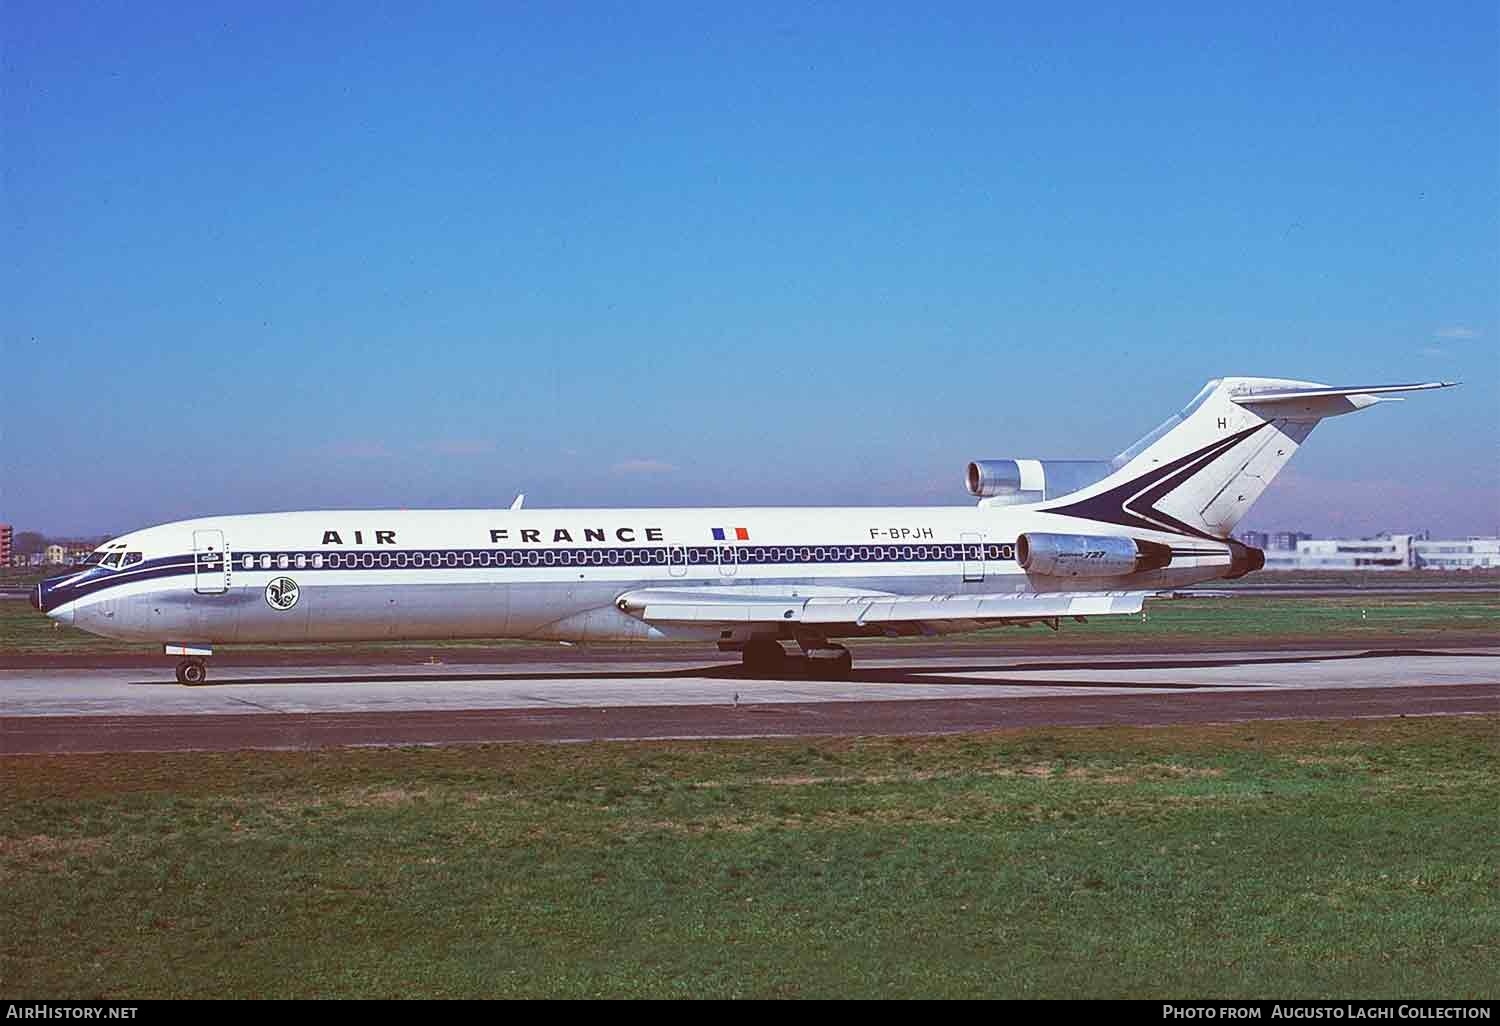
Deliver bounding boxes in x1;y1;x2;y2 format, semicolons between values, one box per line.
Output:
4;1;1496;538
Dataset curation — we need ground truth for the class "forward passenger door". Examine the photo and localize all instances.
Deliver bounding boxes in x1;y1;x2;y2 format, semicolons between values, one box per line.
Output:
193;530;229;595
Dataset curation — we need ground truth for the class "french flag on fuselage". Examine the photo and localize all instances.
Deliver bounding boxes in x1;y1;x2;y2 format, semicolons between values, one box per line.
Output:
711;527;750;541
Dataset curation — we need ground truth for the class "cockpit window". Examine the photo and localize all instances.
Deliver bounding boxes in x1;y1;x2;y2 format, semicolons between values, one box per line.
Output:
122;552;143;567
84;551;109;566
101;551;124;569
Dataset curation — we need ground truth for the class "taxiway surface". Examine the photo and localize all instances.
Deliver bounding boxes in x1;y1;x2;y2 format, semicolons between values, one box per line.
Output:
3;646;1496;753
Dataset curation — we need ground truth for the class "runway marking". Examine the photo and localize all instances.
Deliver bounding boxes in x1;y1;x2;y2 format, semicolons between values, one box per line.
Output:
2;682;1497;754
226;696;282;713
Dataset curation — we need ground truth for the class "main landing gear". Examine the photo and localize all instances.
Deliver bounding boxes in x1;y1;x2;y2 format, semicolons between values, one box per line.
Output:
741;638;788;676
803;643;853;681
175;659;208;685
739;638;853;680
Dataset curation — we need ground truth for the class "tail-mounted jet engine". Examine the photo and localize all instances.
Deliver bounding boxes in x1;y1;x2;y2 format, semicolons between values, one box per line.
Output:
1016;532;1173;578
966;459;1113;505
1225;541;1266;579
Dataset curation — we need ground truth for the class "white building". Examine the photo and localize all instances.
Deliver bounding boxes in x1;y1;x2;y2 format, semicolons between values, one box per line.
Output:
1262;534;1500;571
44;544;66;565
1412;537;1500;570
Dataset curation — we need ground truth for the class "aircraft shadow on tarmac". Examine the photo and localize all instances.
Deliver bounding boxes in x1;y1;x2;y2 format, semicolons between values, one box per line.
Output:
130;667;1246;690
125;648;1461;691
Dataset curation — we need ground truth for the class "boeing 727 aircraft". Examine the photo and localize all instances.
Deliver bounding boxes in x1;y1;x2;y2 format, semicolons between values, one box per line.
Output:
33;376;1454;682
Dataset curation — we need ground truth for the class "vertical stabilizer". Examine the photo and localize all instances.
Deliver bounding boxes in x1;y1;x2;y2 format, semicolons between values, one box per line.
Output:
1036;377;1454;539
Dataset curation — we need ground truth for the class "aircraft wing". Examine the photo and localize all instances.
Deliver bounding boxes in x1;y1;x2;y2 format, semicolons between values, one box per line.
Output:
616;587;1150;632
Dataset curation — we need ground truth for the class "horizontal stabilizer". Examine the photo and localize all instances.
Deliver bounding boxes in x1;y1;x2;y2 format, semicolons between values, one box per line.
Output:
1229;381;1456;405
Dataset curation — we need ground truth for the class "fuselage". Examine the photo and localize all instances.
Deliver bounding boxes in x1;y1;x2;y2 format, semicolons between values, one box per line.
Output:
35;504;1238;647
36;374;1453;660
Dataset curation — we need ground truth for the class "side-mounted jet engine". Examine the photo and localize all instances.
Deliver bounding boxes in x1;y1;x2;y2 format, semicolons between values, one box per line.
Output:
1015;532;1173;577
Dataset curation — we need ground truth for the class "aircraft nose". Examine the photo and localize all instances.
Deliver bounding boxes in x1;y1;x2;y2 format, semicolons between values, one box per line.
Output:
34;576;76;624
45;597;75;626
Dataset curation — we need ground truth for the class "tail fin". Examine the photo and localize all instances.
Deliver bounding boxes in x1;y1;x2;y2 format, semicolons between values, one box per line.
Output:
1037;377;1455;539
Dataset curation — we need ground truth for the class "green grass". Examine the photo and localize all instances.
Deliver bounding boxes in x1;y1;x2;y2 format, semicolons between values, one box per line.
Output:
3;718;1497;998
1009;592;1500;646
2;598;134;654
3;591;1497;658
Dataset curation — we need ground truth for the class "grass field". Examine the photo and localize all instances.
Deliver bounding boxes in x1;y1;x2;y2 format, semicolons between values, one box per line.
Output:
2;591;1497;657
3;718;1496;998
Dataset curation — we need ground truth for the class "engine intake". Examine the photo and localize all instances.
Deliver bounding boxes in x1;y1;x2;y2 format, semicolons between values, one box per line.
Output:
1016;532;1173;578
967;460;1028;500
966;459;1113;504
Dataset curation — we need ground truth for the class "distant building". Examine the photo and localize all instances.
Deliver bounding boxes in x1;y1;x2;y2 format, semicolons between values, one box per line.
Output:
44;544;66;565
0;524;11;566
1263;535;1500;571
1267;535;1414;570
1237;530;1270;550
65;545;92;564
1270;531;1313;551
1413;537;1500;570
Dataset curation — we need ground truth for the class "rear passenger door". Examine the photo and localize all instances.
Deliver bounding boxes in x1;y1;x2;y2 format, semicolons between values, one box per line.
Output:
960;531;985;583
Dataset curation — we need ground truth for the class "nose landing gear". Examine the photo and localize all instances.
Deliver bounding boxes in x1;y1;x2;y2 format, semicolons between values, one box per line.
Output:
166;645;213;685
175;659;208;685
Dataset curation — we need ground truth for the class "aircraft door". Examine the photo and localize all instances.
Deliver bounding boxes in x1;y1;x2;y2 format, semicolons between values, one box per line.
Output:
667;546;688;578
960;532;985;583
717;544;738;577
193;530;229;595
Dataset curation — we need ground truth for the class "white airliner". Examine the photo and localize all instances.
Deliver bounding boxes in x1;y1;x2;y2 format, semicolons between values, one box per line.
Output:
34;376;1453;683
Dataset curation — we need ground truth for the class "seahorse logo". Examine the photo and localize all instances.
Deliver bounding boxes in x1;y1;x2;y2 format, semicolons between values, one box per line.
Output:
265;576;300;611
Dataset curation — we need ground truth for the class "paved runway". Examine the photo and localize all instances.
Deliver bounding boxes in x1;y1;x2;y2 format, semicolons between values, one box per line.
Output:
2;647;1497;753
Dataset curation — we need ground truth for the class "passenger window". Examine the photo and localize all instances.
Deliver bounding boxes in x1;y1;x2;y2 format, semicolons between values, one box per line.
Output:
277;554;289;570
313;554;324;569
295;554;307;569
243;555;255;570
259;555;272;570
123;552;143;567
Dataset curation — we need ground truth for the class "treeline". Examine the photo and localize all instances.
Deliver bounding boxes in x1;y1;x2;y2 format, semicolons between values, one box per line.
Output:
8;531;110;555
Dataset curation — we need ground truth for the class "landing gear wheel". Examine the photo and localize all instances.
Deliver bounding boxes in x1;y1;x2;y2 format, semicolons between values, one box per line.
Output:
808;646;853;681
741;639;787;677
175;659;207;685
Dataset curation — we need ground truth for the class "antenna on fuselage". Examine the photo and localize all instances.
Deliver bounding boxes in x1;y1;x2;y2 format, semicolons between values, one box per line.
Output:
510;493;525;510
